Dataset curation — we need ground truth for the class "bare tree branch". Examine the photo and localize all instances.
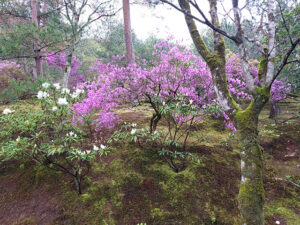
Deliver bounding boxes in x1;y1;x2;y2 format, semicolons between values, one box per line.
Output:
277;0;293;45
232;0;255;93
265;0;277;85
160;0;238;43
272;37;300;83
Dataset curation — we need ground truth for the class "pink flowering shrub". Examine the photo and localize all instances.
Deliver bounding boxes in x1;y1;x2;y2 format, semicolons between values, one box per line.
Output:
226;54;290;103
72;42;214;133
46;52;86;88
270;78;291;102
148;42;214;104
226;54;257;101
72;45;291;135
0;60;26;91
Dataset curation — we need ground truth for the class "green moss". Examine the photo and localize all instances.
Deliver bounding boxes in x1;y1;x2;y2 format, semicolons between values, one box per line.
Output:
239;179;264;199
81;193;92;202
255;85;270;103
15;217;36;225
234;100;255;130
238;178;264;224
234;87;270;130
151;207;171;221
216;39;226;63
258;56;268;80
265;199;300;225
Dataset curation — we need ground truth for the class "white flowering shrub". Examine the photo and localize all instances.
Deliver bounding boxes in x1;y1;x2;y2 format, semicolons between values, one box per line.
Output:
0;83;110;194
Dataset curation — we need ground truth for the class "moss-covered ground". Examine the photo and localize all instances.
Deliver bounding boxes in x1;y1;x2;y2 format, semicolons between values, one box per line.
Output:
0;98;299;225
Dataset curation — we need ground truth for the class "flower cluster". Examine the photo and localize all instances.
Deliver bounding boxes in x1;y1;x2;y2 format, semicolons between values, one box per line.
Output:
270;78;291;102
57;97;68;105
37;91;50;99
222;111;237;132
46;52;86;88
72;41;214;133
226;54;290;103
2;108;14;114
38;82;86;108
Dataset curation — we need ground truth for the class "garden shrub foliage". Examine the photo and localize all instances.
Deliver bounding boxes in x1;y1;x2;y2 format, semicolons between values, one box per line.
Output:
0;41;291;193
0;83;109;194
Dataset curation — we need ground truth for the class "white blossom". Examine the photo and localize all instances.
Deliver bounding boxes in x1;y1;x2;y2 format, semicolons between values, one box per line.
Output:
275;221;280;225
37;91;43;99
189;99;193;105
52;106;58;112
42;82;50;88
100;144;106;149
93;145;99;151
71;93;78;98
53;83;61;90
131;129;136;135
131;123;137;127
75;89;84;95
154;130;158;135
162;101;166;106
61;88;70;94
57;98;68;105
37;91;49;99
71;89;84;98
16;137;20;142
2;108;14;114
86;150;91;154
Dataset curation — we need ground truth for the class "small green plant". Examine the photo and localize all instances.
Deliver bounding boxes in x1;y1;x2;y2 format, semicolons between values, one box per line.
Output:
111;95;207;172
221;133;235;147
259;128;280;138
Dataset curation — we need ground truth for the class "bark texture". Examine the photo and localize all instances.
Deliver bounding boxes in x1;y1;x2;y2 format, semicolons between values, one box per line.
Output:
234;88;269;225
123;0;135;64
31;0;42;78
63;48;74;88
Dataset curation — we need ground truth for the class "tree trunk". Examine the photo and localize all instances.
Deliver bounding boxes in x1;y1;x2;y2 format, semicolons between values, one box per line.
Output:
269;102;279;124
73;171;82;195
150;113;161;133
63;51;73;88
42;0;48;26
123;0;135;64
234;98;267;225
31;0;42;78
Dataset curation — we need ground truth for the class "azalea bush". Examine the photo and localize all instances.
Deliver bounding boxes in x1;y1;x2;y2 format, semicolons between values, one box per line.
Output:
226;54;291;104
141;42;214;133
77;41;214;134
0;60;26;89
0;60;31;103
46;52;86;88
0;82;110;194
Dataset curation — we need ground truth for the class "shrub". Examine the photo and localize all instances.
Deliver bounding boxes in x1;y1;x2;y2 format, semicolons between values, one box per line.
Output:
0;82;110;194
